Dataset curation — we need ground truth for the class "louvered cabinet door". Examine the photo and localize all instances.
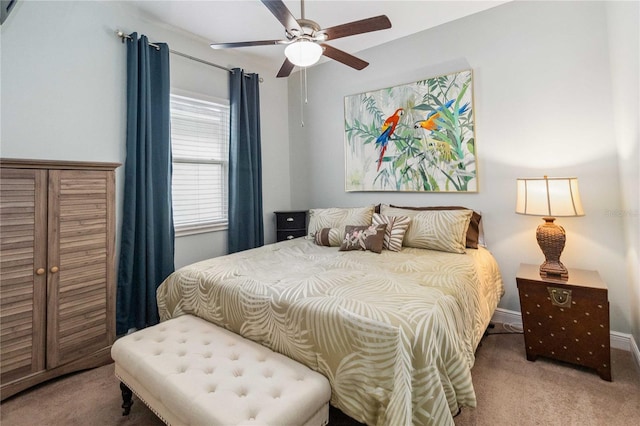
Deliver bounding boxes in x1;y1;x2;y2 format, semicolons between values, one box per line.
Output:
45;169;115;368
0;168;48;383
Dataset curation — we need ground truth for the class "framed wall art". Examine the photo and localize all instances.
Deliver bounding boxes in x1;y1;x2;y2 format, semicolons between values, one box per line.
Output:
344;69;477;192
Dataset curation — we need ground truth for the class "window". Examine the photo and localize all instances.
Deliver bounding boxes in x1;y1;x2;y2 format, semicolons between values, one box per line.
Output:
170;93;229;235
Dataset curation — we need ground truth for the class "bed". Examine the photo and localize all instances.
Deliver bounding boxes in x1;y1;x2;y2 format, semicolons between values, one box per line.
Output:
157;206;504;426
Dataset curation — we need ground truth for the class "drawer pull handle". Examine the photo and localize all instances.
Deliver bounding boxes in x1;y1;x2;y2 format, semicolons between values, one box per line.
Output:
286;217;294;222
547;287;571;308
36;268;46;276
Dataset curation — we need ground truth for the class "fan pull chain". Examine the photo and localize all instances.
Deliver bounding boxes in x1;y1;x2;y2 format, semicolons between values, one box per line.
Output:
300;68;304;127
300;67;310;127
304;67;309;104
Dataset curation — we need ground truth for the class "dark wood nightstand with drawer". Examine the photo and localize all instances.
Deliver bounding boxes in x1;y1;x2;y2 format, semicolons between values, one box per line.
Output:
516;263;611;381
275;210;307;242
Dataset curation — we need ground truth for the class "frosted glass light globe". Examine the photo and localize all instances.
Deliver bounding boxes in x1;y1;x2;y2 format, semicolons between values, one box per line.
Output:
284;41;322;67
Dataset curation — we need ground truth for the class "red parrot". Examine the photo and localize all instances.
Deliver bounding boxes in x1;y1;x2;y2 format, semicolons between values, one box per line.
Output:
375;108;404;171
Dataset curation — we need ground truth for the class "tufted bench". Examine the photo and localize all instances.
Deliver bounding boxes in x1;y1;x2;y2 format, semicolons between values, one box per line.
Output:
111;315;331;426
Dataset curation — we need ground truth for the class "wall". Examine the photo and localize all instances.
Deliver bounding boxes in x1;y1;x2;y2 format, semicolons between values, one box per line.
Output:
2;0;636;339
605;1;640;348
288;1;635;334
1;0;291;270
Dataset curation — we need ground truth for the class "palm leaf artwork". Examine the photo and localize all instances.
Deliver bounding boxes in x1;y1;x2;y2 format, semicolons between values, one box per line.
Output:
344;70;477;192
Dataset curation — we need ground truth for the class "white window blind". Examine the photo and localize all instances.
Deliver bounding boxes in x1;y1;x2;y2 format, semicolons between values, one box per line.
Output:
170;94;229;235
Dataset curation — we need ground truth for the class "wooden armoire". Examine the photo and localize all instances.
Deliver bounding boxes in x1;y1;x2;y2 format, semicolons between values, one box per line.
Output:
0;159;119;400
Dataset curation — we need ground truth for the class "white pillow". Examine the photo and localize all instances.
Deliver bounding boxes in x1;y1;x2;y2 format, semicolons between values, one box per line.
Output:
381;205;473;253
307;206;375;246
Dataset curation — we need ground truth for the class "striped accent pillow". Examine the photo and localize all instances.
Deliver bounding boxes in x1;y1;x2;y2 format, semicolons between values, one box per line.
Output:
372;213;410;252
313;228;343;247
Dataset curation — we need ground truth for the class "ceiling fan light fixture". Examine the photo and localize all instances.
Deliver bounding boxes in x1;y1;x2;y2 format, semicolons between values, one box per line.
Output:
284;40;323;67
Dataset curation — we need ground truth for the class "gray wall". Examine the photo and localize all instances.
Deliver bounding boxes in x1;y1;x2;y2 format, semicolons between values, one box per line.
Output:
1;0;292;269
605;1;640;348
288;0;638;336
2;1;637;342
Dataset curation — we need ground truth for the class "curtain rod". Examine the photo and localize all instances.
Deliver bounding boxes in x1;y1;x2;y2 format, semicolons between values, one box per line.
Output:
115;30;263;82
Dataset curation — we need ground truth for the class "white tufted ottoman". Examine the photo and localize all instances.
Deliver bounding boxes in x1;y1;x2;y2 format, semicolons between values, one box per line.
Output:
111;315;331;426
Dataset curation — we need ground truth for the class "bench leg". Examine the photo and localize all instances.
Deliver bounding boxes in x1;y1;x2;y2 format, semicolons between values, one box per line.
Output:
120;382;133;416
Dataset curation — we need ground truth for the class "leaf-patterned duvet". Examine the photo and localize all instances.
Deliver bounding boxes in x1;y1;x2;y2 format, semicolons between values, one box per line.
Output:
157;238;504;426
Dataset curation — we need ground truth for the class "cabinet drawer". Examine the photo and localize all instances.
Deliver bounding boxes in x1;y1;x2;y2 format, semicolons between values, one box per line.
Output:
517;277;611;380
277;229;307;241
275;212;306;230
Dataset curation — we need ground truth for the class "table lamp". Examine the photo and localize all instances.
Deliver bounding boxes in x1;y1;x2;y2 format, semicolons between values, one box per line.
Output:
516;176;584;279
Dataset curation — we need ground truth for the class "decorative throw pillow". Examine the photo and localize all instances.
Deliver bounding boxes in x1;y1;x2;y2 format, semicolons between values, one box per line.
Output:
339;224;387;254
307;206;375;242
313;227;343;247
382;204;482;248
396;209;473;253
372;213;410;252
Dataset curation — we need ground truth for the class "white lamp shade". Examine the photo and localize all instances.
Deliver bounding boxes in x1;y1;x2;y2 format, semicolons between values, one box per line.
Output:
284;41;323;67
516;177;584;217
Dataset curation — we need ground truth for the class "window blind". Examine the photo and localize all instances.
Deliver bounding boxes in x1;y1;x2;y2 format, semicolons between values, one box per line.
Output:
170;94;229;234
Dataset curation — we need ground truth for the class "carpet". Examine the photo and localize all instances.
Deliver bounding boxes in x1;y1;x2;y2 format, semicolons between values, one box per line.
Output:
1;324;638;425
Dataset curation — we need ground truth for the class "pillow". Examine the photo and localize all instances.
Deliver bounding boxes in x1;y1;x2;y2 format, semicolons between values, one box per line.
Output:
313;227;343;247
372;213;410;252
307;206;375;241
339;224;387;254
386;204;482;248
381;206;473;253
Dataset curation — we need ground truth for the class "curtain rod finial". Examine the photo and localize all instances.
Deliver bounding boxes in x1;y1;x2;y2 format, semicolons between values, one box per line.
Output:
115;30;127;43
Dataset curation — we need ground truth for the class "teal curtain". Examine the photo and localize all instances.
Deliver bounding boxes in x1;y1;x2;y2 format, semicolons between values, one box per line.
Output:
228;68;264;253
116;33;175;335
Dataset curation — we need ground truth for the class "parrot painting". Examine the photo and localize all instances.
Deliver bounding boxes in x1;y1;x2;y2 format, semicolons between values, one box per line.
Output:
413;100;470;131
375;108;404;171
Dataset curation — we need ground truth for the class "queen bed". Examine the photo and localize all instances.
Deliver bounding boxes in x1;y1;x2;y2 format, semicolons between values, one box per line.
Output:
157;205;504;425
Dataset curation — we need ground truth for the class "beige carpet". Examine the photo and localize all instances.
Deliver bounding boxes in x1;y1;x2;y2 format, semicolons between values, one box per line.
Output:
1;325;639;425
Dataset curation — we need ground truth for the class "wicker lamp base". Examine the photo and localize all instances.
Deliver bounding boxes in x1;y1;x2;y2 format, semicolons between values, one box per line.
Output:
536;217;568;279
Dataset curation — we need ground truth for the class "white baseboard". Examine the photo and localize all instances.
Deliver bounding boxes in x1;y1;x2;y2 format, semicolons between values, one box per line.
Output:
630;333;640;376
491;308;639;371
491;307;524;328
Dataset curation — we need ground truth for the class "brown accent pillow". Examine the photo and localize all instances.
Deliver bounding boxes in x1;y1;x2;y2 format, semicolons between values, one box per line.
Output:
389;205;481;249
313;228;343;247
339;224;387;254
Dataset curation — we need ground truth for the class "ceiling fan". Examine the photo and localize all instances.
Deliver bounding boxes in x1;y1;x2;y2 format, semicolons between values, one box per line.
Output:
210;0;392;78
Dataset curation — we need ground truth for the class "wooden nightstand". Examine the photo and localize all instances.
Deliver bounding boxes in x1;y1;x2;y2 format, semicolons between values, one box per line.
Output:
275;210;307;242
516;263;611;381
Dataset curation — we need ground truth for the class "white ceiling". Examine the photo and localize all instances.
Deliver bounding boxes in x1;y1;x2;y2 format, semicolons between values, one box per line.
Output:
130;0;508;71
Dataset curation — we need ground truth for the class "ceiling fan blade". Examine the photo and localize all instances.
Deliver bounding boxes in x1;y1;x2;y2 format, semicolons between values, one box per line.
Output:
261;0;302;34
321;44;368;70
210;39;287;49
322;15;392;41
276;58;295;78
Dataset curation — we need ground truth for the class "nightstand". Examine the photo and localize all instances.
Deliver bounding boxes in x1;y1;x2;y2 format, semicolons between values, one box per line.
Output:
516;263;611;381
275;210;307;242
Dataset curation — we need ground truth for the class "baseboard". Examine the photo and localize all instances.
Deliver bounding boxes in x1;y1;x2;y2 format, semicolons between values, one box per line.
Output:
491;308;524;329
630;333;640;376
